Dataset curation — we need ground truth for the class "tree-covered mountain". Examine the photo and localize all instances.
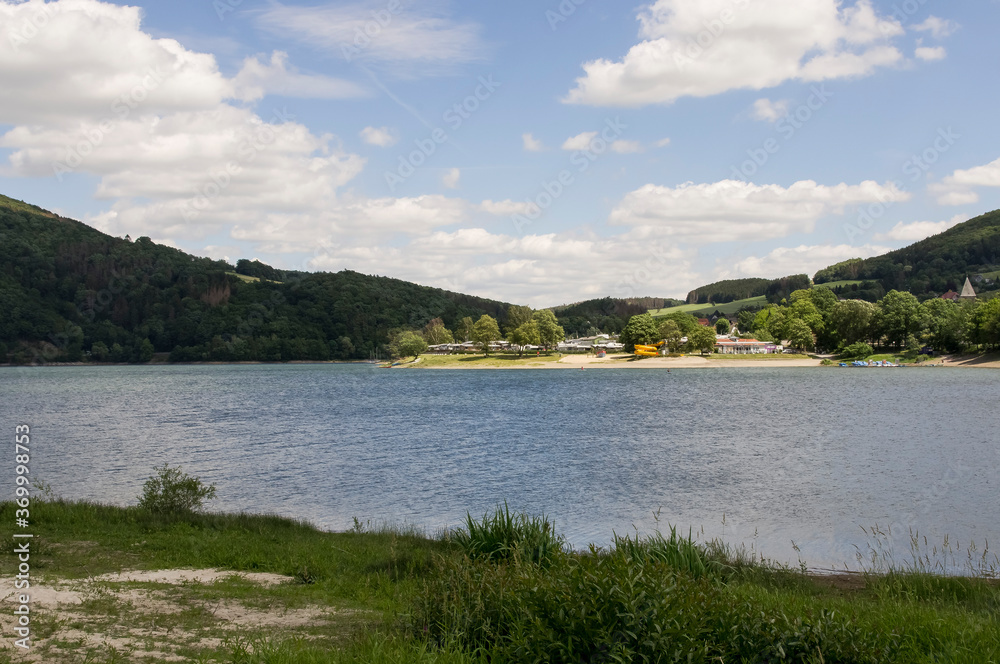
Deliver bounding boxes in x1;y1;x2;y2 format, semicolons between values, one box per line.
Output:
0;194;510;364
813;209;1000;299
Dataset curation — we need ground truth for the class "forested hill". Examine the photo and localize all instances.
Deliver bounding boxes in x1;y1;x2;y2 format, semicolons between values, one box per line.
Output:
685;278;771;305
814;209;1000;298
552;297;683;336
0;194;510;363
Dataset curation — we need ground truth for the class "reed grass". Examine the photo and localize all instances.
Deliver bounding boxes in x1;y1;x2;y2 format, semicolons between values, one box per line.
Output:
450;501;563;565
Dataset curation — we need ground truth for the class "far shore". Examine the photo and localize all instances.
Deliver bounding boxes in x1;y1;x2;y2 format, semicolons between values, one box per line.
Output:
407;352;1000;370
3;353;997;370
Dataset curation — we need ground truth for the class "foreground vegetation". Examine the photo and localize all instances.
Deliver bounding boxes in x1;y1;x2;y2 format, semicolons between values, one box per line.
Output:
3;495;999;663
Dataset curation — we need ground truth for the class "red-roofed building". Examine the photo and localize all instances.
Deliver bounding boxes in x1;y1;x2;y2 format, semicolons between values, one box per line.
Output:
941;290;959;301
697;318;710;326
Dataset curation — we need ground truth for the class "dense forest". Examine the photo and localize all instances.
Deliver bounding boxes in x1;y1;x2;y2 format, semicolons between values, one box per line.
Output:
813;209;1000;298
0;195;510;364
685;278;771;304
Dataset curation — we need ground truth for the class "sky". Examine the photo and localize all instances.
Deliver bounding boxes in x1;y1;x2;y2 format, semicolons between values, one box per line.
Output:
2;0;1000;307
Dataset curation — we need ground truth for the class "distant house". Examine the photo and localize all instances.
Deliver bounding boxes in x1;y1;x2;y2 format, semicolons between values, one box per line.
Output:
697;318;711;326
960;277;977;300
941;290;959;301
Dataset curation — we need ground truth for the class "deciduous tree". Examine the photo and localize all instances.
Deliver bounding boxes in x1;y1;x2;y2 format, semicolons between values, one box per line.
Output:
471;315;502;355
532;310;565;350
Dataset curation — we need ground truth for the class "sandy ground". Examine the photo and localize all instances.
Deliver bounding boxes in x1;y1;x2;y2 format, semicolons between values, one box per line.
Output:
552;354;822;369
418;352;1000;370
0;568;349;662
417;354;824;369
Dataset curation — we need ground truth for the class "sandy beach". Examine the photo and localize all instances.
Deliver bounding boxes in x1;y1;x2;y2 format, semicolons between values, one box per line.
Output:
413;353;823;369
550;354;823;369
411;351;1000;369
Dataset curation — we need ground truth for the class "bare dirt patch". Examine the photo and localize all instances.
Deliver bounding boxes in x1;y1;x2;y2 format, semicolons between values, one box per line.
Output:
0;568;355;663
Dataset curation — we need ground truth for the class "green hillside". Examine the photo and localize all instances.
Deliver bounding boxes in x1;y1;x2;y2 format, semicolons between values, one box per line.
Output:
685;278;771;304
650;296;767;319
0;195;511;364
814;209;1000;298
552;297;683;336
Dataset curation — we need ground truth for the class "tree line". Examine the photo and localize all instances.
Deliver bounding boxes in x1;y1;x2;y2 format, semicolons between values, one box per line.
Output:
617;286;1000;357
387;307;567;359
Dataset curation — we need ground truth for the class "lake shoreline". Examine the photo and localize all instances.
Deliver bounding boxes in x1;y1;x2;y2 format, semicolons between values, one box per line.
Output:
3;353;997;370
405;352;1000;369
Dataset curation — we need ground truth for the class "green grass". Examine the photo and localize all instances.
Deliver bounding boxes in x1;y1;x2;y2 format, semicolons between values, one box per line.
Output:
649;296;767;318
226;271;262;283
452;501;563;565
3;498;999;663
408;352;563;368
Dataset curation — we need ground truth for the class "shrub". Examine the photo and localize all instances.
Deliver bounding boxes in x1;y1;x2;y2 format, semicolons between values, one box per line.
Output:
415;548;722;662
137;464;217;514
452;502;563;565
839;341;873;359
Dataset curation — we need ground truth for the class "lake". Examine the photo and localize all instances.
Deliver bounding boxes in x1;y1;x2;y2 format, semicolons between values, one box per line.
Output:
2;363;997;572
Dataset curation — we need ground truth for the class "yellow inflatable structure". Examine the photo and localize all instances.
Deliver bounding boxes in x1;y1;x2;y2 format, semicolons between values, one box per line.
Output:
633;341;665;357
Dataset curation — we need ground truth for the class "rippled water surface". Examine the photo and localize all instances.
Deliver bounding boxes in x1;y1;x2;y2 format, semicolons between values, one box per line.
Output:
2;363;997;569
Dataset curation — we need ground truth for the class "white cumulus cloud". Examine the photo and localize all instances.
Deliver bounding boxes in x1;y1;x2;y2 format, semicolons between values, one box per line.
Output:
562;131;598;150
522;133;545;152
752;98;790;122
479;199;535;216
722;243;890;280
609;179;911;242
360;126;397;147
610;140;643;154
912;16;959;39
442;168;461;189
564;0;908;107
231;51;367;102
873;215;966;242
930;156;1000;206
915;46;946;62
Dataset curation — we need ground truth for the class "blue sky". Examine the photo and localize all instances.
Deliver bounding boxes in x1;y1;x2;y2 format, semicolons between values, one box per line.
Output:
2;0;999;306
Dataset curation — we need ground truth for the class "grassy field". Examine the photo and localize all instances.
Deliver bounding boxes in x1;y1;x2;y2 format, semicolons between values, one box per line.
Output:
3;497;999;663
226;271;261;283
649;296;767;318
400;353;564;368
